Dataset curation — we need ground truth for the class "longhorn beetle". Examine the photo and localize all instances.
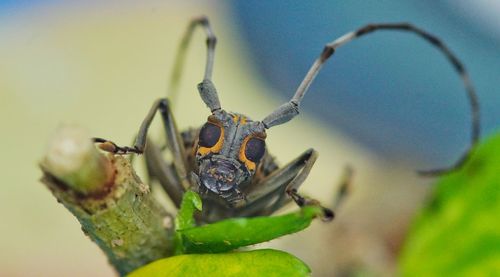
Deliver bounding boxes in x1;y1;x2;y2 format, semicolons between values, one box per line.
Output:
94;16;479;223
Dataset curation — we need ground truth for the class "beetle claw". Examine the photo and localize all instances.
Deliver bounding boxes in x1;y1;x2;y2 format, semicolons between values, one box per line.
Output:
288;188;335;221
95;139;141;155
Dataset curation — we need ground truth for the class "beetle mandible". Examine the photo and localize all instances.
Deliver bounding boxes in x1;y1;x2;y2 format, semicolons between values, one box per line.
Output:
94;16;479;223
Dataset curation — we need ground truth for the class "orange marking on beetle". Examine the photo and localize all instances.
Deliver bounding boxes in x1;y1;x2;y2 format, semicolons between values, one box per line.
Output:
239;135;257;171
240;116;247;125
197;122;225;156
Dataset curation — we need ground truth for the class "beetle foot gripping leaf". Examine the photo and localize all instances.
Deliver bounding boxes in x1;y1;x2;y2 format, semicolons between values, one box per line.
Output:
288;188;335;222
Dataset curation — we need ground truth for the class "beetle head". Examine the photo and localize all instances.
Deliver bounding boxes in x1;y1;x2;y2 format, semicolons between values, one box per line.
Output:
194;109;266;206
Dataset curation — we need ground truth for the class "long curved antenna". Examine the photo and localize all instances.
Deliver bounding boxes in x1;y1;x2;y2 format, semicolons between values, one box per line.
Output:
168;16;221;112
261;23;480;176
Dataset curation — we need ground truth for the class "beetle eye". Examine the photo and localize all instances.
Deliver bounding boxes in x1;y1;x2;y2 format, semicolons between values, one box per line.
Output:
198;122;221;148
244;137;266;163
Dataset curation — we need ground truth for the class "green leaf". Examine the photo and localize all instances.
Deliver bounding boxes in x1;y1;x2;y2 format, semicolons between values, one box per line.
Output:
127;249;311;277
173;191;202;254
399;133;500;275
180;206;323;253
175;190;203;231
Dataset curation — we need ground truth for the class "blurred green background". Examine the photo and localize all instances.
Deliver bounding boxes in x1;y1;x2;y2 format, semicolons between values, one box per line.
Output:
1;1;497;276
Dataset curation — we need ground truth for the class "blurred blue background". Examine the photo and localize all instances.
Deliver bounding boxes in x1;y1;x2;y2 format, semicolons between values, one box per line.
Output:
230;1;500;166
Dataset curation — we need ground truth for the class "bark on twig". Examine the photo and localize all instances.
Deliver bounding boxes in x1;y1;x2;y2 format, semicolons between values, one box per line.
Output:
40;126;174;275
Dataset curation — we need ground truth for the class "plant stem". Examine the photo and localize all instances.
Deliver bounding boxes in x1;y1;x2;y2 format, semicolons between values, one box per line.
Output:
40;126;174;275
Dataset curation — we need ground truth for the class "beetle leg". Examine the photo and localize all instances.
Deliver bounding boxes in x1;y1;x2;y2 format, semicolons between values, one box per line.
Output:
143;138;185;207
236;184;292;218
332;165;353;210
264;165;353;220
237;149;333;220
94;98;191;190
93;137;141;154
234;150;315;217
243;149;316;204
139;99;191;190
